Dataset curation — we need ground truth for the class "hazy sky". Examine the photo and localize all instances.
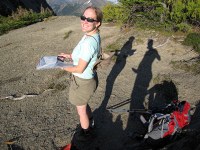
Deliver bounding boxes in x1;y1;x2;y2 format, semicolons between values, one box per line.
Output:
108;0;118;3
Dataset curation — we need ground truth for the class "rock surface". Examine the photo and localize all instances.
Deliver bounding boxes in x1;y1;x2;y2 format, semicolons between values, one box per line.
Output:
0;16;200;150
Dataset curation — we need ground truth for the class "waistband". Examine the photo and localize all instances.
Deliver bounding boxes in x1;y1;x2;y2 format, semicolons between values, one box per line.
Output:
72;75;94;81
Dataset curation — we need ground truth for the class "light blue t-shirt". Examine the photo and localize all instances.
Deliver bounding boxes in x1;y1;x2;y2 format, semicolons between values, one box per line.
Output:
72;33;100;79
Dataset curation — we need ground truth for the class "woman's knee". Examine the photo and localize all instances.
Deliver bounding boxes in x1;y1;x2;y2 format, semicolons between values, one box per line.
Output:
77;105;87;116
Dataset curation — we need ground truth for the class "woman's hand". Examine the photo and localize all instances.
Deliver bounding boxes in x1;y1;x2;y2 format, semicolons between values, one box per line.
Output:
58;53;72;62
58;53;69;58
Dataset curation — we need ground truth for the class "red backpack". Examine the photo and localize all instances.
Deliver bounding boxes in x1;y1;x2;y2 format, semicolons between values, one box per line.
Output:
144;100;191;140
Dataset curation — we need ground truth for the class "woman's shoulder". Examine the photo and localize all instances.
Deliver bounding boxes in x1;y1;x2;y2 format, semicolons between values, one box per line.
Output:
85;33;100;43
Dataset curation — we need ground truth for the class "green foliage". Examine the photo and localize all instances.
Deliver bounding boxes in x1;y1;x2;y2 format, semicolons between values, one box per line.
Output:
187;1;200;24
102;3;130;24
119;0;146;6
169;1;186;23
174;23;191;32
102;0;200;33
102;3;117;22
0;6;53;35
183;33;200;53
168;0;200;24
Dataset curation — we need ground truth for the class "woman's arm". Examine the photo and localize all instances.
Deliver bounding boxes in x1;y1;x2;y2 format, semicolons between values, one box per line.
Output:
62;58;88;73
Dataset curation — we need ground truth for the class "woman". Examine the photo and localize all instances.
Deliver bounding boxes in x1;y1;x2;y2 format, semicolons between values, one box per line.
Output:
58;6;103;141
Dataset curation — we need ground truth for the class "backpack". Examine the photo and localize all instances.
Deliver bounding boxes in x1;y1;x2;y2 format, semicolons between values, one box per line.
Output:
144;100;191;143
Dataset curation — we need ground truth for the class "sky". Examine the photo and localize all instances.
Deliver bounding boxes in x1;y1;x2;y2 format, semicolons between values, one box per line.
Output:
107;0;118;3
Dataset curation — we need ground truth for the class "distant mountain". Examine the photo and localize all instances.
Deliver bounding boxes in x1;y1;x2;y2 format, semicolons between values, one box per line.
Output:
0;0;54;17
46;0;110;16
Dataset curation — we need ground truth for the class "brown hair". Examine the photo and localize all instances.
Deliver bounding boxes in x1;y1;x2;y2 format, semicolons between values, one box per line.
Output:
83;6;103;28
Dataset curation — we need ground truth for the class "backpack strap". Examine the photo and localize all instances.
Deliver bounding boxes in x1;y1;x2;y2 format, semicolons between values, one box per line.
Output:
85;34;101;56
85;34;105;71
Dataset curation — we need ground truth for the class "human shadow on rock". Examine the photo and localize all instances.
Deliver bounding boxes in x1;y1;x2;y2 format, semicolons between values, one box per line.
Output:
125;39;161;135
97;36;136;114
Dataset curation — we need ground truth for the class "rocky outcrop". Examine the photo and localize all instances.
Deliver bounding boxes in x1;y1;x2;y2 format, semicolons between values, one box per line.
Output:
0;0;54;17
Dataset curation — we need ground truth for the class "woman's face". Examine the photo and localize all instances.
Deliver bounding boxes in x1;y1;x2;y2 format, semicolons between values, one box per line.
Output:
81;8;100;34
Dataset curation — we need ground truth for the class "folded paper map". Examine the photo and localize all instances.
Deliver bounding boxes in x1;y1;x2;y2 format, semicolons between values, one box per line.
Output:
36;56;73;70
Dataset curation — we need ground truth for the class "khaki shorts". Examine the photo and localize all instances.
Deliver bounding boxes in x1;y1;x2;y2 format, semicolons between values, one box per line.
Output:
69;75;98;106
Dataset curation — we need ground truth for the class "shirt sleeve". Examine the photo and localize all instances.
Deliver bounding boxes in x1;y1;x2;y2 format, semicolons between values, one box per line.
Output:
79;39;96;62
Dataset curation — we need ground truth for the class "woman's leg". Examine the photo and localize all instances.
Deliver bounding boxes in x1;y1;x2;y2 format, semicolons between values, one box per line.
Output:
75;104;95;141
76;105;89;129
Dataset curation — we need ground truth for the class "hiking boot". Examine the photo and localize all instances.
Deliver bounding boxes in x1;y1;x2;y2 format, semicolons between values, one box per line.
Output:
74;128;95;141
75;118;95;132
74;124;82;133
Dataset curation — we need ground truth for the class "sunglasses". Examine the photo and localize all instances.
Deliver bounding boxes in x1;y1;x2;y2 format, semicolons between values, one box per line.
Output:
80;15;97;23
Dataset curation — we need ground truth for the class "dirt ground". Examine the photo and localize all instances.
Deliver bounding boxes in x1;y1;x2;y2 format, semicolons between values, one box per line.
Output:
0;16;200;150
